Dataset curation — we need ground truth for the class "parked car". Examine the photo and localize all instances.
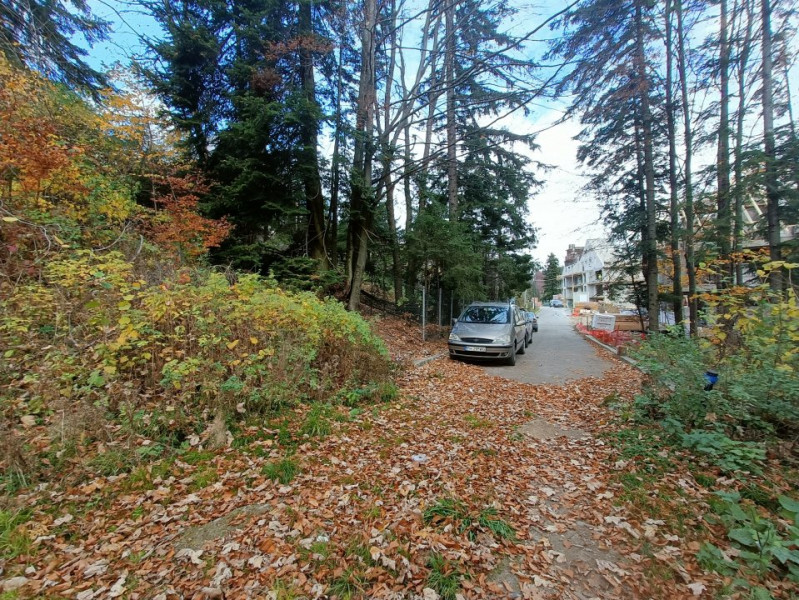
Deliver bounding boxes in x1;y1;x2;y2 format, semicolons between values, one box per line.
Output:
527;311;538;332
520;309;535;343
448;302;527;365
550;299;564;308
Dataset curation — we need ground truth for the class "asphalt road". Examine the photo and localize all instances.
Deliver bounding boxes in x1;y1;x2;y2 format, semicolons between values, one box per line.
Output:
480;306;612;384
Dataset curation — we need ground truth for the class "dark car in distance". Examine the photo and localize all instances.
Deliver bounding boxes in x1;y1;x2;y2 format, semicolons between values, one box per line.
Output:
526;311;538;332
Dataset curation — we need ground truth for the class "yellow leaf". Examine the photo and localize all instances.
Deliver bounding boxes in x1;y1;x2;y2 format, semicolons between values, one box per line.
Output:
249;337;258;345
2;216;19;222
227;339;240;349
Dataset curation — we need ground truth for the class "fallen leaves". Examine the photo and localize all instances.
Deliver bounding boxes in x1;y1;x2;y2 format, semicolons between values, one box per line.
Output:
3;318;778;599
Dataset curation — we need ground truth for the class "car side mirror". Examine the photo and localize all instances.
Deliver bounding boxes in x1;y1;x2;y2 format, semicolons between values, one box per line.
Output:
451;318;457;326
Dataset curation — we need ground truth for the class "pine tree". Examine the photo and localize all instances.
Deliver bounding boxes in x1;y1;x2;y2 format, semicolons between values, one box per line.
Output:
144;0;332;275
0;0;109;94
542;254;561;301
549;0;664;331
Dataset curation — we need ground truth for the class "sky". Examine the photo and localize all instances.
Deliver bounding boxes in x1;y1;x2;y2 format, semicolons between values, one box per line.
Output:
84;0;606;271
503;110;605;268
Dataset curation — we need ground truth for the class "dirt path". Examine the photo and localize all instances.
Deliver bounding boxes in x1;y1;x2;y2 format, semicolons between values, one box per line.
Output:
8;327;712;600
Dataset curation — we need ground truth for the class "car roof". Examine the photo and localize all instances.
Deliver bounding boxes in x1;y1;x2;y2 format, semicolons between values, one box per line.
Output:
466;301;512;307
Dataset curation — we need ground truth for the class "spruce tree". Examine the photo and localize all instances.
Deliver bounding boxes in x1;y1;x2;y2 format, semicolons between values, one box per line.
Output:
0;0;109;94
542;254;561;301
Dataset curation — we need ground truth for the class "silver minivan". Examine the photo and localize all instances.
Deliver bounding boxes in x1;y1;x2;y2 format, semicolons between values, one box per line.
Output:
448;302;527;365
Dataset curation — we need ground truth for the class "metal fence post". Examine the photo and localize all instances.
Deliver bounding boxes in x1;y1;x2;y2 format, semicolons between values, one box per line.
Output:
422;286;426;342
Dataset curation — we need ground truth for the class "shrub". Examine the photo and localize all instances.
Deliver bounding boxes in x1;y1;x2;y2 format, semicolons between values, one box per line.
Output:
0;252;393;484
700;492;799;586
630;262;799;470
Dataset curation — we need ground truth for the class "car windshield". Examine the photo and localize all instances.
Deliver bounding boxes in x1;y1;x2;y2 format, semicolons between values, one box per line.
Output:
460;306;509;324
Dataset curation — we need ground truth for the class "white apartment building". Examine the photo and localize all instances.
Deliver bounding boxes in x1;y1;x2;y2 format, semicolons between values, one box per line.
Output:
561;239;618;308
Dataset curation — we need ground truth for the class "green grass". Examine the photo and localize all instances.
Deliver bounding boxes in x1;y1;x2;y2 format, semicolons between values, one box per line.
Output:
274;420;298;449
426;553;462;600
180;449;215;466
310;540;330;558
328;567;368;599
423;498;515;541
473;448;497;457
477;507;515;540
0;509;32;560
344;538;376;566
269;579;301;600
363;505;381;519
88;448;136;476
739;483;779;511
693;472;717;488
262;458;300;485
464;414;491;429
190;468;219;491
300;403;333;438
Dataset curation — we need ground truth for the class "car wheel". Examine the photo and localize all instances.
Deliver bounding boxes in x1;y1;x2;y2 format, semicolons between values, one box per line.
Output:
506;344;516;366
518;338;526;355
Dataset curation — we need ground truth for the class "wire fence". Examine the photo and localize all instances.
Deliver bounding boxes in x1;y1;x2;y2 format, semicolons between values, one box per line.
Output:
361;288;543;341
361;287;468;341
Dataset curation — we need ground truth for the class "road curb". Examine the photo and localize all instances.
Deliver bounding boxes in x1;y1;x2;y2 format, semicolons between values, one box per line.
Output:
413;351;449;367
580;331;638;367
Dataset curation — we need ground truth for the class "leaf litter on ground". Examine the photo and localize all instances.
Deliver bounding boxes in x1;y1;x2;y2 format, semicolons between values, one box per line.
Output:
2;317;793;599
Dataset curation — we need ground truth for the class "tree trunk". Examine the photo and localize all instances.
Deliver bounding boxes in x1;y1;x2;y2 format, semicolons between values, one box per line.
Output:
733;0;754;285
444;0;458;220
665;0;683;328
382;0;403;303
327;40;345;268
717;0;732;282
634;0;659;332
298;0;327;269
761;0;782;292
403;123;413;230
676;0;698;335
346;0;378;311
385;178;403;302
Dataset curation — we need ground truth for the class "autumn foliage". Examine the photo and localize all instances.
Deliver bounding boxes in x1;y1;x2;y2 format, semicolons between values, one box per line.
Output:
146;172;232;258
0;55;230;268
1;57;393;489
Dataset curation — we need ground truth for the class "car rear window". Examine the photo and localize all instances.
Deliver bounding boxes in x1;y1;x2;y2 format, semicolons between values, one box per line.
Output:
460;306;509;324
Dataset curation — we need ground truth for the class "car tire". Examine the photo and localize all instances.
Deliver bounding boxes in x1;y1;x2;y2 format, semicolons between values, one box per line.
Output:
506;344;516;366
518;338;525;355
